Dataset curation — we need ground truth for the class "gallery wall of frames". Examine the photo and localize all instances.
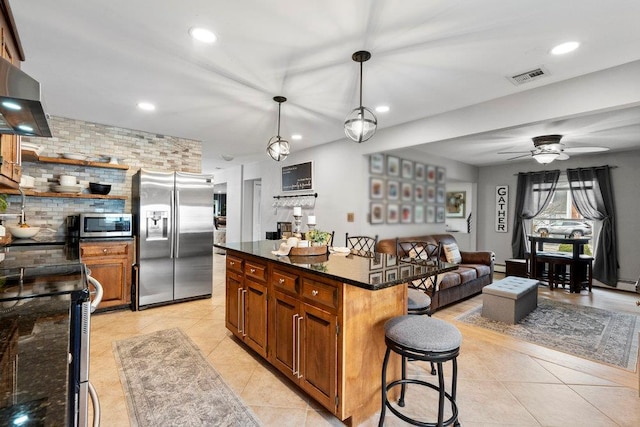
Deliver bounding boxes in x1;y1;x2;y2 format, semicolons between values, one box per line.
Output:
369;153;446;225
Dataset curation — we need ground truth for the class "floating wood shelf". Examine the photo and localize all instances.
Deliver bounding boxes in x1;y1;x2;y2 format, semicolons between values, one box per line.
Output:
22;151;130;170
3;189;127;200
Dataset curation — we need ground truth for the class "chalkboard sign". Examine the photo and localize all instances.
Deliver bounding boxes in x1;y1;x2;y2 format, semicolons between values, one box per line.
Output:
282;161;313;192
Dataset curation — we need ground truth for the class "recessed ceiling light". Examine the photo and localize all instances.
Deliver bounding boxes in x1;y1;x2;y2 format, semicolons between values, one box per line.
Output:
189;27;217;43
137;102;156;111
375;105;390;113
291;134;302;140
2;101;21;110
551;41;580;55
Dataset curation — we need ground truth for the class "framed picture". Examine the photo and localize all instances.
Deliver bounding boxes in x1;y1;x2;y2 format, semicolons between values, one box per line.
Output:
385;253;398;267
426;205;436;223
437;167;446;184
414;163;425;181
426;165;436;183
370;202;384;224
370;253;383;270
414;205;425;223
387;155;400;177
446;191;466;218
414;184;425;203
370;177;384;199
282;161;313;192
401;204;413;223
436;186;445;204
401;159;413;179
369;153;384;174
385;268;398;282
413;264;425;275
426;185;436;203
387;203;399;223
387;180;400;200
399;265;412;280
369;271;383;285
436;205;445;223
401;182;413;201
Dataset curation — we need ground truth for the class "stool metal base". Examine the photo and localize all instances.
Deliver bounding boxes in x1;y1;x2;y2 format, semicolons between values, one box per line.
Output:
379;340;460;427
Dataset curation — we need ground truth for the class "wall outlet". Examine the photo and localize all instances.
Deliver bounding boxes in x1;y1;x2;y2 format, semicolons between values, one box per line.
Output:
347;212;354;222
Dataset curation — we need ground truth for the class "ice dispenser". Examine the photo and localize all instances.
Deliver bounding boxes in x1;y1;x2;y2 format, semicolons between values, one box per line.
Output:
146;210;169;240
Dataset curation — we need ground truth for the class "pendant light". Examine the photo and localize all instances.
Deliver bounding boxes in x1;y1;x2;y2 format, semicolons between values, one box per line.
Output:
267;96;290;161
344;50;377;143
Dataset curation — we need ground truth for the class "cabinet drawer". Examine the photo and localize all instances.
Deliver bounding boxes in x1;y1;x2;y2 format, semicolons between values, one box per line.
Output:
245;261;266;282
301;278;338;310
80;242;130;257
226;255;244;273
272;269;298;295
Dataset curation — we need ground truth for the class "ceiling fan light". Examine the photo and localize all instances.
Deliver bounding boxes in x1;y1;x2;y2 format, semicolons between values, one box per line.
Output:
344;107;377;143
533;151;559;164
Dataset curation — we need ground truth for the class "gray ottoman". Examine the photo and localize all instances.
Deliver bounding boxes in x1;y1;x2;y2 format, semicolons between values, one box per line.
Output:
482;276;539;324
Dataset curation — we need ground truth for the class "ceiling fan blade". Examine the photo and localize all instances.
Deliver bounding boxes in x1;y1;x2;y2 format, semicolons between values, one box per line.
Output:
497;150;530;154
556;153;570;160
563;146;610;153
507;154;531;161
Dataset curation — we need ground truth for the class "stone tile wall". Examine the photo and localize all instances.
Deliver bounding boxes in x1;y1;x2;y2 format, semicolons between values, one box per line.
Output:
4;116;202;237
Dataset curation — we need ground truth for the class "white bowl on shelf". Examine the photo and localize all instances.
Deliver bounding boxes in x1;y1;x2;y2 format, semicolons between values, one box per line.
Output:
8;225;40;239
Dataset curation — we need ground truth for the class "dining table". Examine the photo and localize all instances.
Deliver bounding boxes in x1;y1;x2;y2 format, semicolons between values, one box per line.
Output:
528;235;591;292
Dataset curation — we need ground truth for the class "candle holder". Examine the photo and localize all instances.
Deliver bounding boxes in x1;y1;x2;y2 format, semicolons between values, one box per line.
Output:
292;214;302;238
307;222;316;231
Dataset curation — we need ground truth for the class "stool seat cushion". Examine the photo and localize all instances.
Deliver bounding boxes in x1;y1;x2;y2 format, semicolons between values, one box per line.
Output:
407;288;431;310
385;315;462;352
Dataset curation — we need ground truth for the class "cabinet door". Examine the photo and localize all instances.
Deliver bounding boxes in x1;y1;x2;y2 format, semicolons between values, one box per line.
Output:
243;278;267;357
270;290;298;381
225;271;243;336
300;302;338;412
84;258;128;309
0;134;20;186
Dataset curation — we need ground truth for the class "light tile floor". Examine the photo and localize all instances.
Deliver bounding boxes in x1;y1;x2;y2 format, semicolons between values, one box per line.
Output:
89;255;640;426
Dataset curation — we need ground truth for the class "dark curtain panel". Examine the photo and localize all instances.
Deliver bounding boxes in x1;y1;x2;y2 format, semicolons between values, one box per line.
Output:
511;170;560;258
567;166;618;286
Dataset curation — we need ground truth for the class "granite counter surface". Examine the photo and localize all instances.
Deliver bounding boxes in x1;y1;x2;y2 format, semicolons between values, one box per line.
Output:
217;240;457;290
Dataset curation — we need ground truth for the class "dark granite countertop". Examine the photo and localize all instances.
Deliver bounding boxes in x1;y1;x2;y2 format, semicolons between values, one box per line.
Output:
217;240;457;290
1;241;88;426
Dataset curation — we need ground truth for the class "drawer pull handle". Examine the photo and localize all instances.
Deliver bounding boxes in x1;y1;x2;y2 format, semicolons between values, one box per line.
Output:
311;290;318;296
250;268;256;273
279;278;285;284
230;261;235;266
103;248;108;254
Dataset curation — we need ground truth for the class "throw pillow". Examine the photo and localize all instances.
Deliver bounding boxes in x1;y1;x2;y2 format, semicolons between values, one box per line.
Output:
443;243;462;264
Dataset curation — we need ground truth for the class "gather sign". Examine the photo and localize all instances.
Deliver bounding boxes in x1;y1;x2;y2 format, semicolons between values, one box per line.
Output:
495;185;508;233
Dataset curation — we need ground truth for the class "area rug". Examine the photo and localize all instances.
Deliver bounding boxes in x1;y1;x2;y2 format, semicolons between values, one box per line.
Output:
113;328;261;426
456;298;640;371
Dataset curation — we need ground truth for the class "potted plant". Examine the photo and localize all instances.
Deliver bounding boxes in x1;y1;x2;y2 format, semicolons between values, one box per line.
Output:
306;229;331;246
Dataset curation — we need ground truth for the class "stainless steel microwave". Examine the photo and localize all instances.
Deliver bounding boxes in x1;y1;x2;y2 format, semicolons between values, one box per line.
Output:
70;213;133;238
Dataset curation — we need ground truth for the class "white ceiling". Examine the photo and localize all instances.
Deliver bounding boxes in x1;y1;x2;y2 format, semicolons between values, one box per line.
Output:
10;0;640;169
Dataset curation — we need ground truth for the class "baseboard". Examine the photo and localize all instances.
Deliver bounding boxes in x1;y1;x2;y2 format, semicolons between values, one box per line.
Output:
494;264;506;273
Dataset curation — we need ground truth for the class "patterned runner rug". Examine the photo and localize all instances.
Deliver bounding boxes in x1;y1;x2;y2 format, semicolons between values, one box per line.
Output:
456;298;640;371
113;328;261;426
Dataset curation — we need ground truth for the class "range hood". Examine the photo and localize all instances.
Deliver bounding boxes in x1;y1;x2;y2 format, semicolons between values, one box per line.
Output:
0;56;51;137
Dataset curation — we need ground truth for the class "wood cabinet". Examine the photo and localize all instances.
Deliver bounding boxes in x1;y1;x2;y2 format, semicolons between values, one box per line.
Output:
0;0;25;189
224;249;405;425
224;254;268;357
80;240;134;310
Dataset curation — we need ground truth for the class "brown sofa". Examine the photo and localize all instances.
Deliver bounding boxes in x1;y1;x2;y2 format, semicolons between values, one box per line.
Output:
376;234;494;312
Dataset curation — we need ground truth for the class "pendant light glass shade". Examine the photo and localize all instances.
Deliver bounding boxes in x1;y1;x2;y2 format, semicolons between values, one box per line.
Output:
344;51;377;143
533;151;559;164
267;96;290;161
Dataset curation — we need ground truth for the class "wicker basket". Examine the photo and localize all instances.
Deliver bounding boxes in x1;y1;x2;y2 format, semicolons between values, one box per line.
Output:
289;245;328;256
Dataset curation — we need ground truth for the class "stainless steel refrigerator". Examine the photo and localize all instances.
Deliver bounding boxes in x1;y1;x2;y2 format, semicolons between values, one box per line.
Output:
133;169;214;308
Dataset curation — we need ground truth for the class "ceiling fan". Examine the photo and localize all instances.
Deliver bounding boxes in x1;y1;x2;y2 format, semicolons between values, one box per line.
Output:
497;134;609;164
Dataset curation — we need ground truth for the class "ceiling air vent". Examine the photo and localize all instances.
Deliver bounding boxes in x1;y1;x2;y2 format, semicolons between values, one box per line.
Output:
507;66;550;85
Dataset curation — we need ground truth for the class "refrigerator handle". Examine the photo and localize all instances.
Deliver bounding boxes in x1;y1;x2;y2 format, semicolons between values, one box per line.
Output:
170;190;175;259
175;189;180;258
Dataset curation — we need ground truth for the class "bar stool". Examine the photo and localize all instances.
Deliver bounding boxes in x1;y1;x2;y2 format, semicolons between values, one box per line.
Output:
407;288;437;376
379;315;461;427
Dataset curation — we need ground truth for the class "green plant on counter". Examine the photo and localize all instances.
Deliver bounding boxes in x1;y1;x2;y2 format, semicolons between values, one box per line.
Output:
0;194;7;212
306;229;331;245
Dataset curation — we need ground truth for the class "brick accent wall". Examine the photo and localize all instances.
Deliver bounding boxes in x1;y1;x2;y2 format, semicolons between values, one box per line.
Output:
4;116;202;237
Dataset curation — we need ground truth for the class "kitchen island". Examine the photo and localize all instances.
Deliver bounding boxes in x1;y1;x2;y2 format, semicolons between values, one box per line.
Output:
217;240;457;426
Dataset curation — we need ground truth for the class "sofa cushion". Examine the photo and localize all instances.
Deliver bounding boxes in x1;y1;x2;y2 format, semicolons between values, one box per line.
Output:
463;263;492;278
437;272;461;290
456;266;478;282
443;243;462;264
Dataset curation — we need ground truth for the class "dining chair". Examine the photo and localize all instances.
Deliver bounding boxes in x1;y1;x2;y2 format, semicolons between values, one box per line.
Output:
345;233;378;252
